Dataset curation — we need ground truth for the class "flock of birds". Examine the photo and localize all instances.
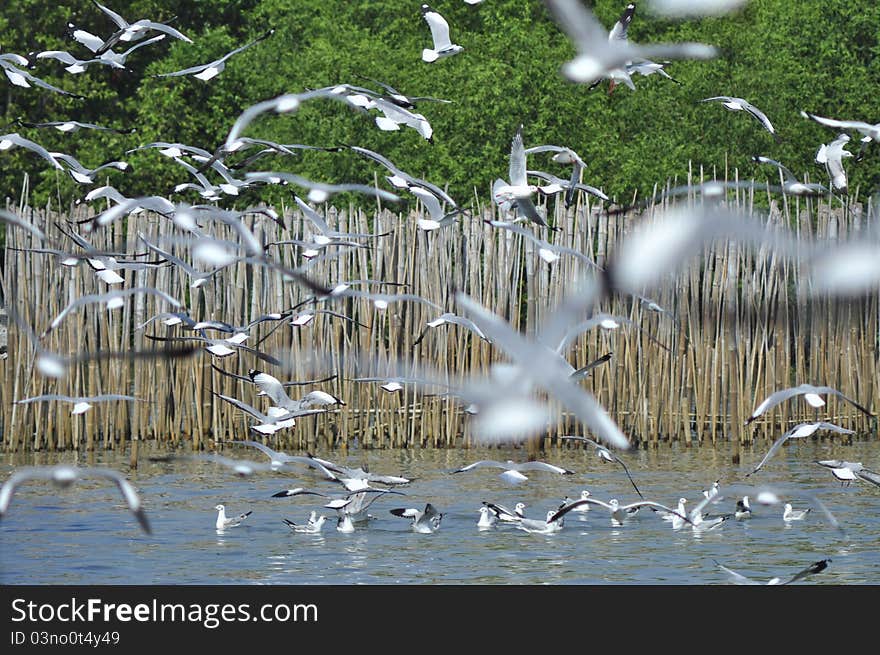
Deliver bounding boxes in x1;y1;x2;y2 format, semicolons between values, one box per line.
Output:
2;0;880;584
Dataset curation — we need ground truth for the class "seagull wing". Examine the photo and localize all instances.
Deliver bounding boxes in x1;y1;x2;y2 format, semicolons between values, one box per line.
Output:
779;559;831;585
422;5;453;49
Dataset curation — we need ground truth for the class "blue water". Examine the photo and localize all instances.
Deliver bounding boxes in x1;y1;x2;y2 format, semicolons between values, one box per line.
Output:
1;439;878;584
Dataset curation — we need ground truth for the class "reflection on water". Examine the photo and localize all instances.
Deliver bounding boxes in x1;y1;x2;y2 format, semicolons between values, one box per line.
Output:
1;440;878;584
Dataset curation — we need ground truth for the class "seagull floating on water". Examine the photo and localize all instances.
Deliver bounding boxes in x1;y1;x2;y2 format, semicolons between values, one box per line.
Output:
215;504;252;529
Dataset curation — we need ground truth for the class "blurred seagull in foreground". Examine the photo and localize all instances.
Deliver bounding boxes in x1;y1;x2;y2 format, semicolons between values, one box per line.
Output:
420;5;463;62
714;558;831;585
0;465;150;533
543;0;716;86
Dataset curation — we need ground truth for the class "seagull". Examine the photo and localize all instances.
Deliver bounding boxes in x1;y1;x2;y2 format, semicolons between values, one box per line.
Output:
563;490;594;514
590;2;637;93
700;96;781;141
413;312;492;346
477;506;498;529
0;208;47;241
746;384;873;424
214;504;252;530
815;460;880;487
783;503;811;522
390;503;444;533
359;96;435;142
0;465;150;533
156;29;274;81
282;511;327;534
543;0;716;86
151;452;280;477
560;436;644;498
815;133;853;193
33;36;165;74
483;501;527;523
692;482;845;536
41;287;181;339
801;110;880;160
714;558;831;585
244;170;400;204
451;459;574;483
6;302;197;379
550;497;690;527
14;393;142;416
0;53;84;97
745;422;855;476
248;369;345;413
14;119;135;134
213;394;327;435
87;1;192;54
455;292;631;450
420;5;463;62
514;509;566;534
225;440;339;478
486;220;601;268
48;151;130;185
751;155;828;196
222;85;355;152
493;125;552;229
351;75;452;109
305;454;412;486
0;133;64;170
734;496;752;520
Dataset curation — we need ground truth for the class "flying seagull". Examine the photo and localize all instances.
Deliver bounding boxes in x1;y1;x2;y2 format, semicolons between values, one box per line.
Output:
0;465;150;533
420;5;463;62
746;384;873;424
156;29;274;81
714;558;831;585
14;393;143;416
745;422;854;476
543;0;716;86
700;96;781;141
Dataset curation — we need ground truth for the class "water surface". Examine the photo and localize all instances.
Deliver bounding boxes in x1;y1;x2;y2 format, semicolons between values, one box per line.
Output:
1;440;878;584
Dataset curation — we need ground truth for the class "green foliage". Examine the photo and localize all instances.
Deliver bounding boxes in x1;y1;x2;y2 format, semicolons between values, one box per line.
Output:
2;0;879;210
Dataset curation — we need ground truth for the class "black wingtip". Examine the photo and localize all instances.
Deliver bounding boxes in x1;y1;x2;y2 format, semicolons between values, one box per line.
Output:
134;509;152;534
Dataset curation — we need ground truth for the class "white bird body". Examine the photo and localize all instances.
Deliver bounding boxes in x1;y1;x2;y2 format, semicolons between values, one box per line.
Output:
783;503;810;521
421;5;463;62
215;504;252;529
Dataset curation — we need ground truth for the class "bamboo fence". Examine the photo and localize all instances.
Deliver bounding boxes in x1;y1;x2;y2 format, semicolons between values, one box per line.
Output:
1;169;877;455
